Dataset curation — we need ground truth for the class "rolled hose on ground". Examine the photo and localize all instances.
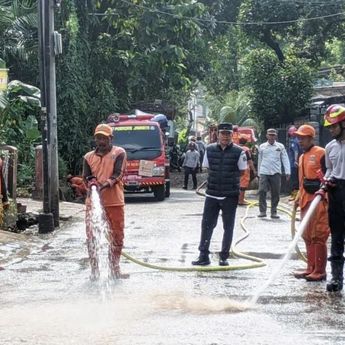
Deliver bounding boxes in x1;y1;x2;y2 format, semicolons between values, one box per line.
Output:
121;182;301;272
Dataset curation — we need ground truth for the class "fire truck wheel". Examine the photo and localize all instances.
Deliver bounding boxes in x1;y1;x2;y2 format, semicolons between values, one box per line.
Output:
153;185;165;201
165;181;170;198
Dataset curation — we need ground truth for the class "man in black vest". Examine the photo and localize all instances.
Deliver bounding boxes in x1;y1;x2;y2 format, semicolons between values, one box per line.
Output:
192;123;247;266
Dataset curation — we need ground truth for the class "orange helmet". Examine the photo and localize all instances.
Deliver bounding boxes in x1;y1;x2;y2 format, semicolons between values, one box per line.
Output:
295;125;315;138
324;104;345;127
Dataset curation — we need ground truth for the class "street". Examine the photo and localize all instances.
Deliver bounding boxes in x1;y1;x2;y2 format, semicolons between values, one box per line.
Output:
0;189;345;345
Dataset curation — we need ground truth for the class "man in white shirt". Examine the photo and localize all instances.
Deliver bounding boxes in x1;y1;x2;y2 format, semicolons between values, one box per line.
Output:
182;142;200;190
257;128;290;219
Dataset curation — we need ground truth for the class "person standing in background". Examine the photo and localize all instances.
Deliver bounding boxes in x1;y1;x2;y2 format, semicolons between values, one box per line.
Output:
288;125;302;200
182;142;200;190
196;136;206;173
238;135;257;205
257;128;290;219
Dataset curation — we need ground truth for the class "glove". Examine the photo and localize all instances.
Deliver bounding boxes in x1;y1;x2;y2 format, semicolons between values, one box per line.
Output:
315;188;326;200
86;176;98;189
99;181;110;191
324;179;336;189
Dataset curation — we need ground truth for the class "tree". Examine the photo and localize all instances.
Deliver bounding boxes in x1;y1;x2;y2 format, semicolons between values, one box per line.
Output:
0;0;39;84
243;49;313;127
240;0;345;65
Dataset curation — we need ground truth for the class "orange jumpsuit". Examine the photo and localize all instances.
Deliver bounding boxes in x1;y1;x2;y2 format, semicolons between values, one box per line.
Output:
84;146;127;276
295;145;330;281
298;146;329;245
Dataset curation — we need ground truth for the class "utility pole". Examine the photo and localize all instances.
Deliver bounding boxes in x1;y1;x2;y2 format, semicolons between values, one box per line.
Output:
38;0;61;232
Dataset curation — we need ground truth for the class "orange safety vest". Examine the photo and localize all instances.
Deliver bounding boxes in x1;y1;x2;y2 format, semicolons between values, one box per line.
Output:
85;146;127;207
298;145;325;209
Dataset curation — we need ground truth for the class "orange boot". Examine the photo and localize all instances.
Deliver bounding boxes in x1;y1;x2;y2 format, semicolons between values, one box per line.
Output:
293;243;315;279
109;246;130;279
305;243;327;281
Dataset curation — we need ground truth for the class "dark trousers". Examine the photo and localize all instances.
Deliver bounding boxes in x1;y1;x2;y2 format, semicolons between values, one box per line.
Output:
258;173;281;215
184;167;197;188
328;182;345;263
198;195;239;260
199;152;204;172
290;166;299;191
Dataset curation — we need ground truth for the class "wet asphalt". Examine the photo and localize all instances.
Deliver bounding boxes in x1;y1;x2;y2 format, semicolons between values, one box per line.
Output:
0;190;345;345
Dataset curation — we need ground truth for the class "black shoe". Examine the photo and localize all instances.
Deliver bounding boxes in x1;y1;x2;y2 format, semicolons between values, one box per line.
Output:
219;259;229;266
182;186;187;190
271;214;280;219
327;279;343;292
258;213;267;218
192;186;197;190
192;257;210;266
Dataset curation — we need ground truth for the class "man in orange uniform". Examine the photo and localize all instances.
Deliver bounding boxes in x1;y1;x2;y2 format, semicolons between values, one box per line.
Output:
83;124;127;279
293;124;330;281
238;135;257;205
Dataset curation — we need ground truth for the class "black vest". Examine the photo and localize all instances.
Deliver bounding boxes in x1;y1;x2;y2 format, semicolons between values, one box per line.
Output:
206;143;242;197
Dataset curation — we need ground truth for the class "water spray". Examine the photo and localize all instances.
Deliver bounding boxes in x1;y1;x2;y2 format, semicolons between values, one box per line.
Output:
249;194;322;305
85;182;112;282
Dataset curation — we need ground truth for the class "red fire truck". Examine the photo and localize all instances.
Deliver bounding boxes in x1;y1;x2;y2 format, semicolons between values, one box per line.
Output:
107;114;170;201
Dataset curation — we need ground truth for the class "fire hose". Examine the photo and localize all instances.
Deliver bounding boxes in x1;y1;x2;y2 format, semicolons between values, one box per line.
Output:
120;181;301;272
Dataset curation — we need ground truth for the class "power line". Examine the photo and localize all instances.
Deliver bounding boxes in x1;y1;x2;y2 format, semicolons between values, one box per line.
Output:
89;0;345;26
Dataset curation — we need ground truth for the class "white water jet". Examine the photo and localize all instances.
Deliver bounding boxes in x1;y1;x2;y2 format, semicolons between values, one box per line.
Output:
250;195;322;305
88;186;112;287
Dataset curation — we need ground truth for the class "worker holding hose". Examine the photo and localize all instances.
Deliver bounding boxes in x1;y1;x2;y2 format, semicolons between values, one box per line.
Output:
293;125;329;281
321;105;345;292
83;123;127;279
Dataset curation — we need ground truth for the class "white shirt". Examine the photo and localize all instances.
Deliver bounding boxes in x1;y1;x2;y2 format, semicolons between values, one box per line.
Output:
182;150;200;169
202;146;247;200
325;139;345;180
258;141;291;176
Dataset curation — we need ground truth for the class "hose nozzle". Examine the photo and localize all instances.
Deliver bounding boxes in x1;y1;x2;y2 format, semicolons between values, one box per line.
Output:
86;176;98;189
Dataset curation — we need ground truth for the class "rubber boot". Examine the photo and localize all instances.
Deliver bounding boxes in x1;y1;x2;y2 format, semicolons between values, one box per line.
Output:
109;247;130;279
238;191;248;206
293;244;315;279
305;244;327;281
326;260;344;292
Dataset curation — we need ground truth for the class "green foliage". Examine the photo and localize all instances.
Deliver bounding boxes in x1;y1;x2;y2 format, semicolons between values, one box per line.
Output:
243;49;314;127
2;0;345;179
239;0;345;65
0;80;41;186
177;127;188;148
0;0;39;84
